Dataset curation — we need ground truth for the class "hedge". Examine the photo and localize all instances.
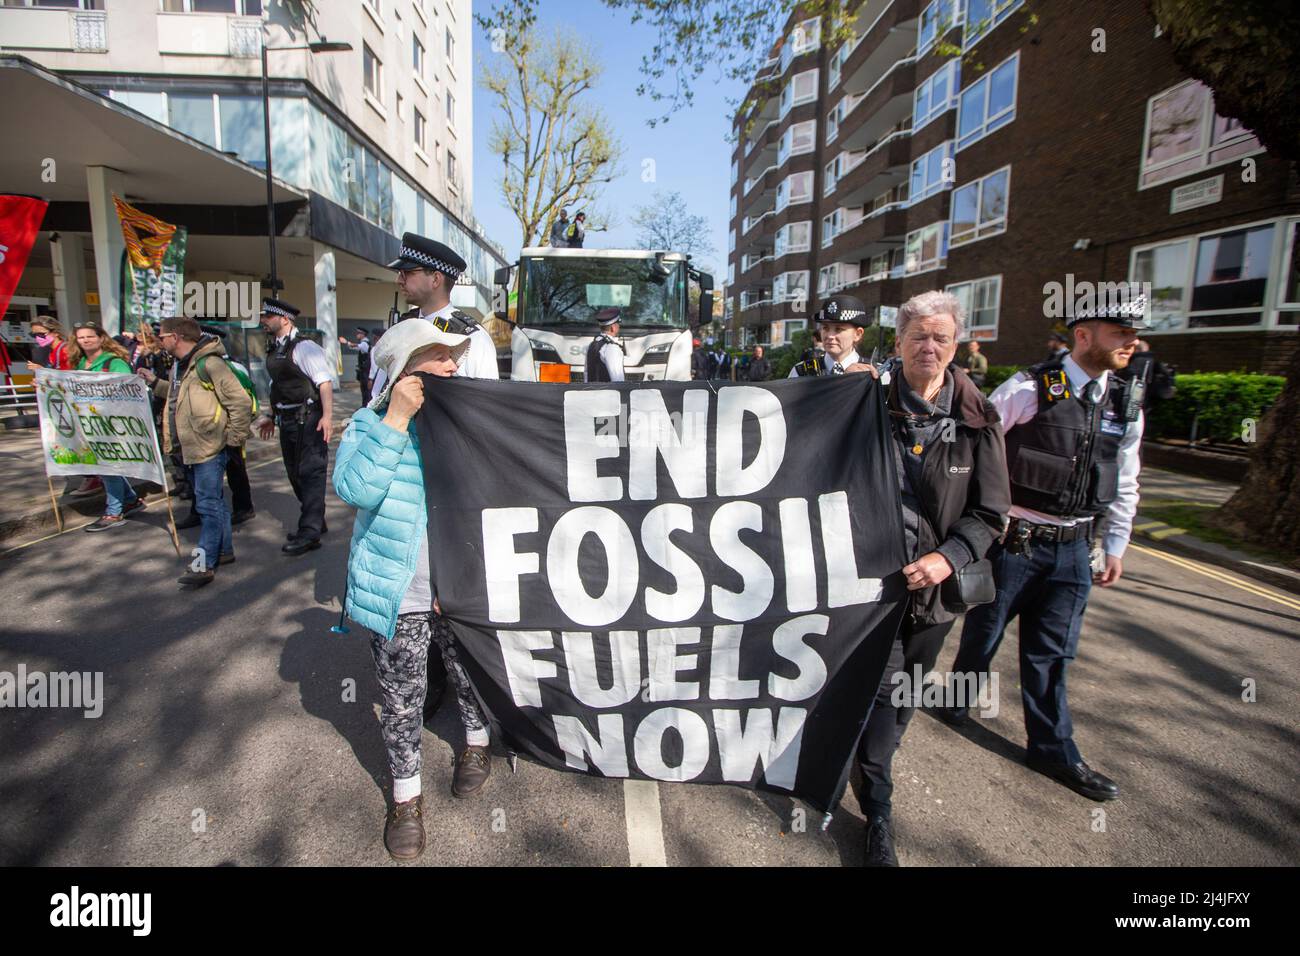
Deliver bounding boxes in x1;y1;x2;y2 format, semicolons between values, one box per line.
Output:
1145;372;1285;443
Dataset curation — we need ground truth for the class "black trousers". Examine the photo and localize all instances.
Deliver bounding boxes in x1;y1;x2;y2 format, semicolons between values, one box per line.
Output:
358;375;372;407
856;615;956;819
278;406;328;540
186;444;254;519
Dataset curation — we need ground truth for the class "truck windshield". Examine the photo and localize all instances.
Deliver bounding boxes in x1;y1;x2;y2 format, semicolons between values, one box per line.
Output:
522;256;686;329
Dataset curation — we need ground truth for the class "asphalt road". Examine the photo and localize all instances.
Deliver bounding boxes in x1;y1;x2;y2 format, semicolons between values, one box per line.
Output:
1;453;1297;867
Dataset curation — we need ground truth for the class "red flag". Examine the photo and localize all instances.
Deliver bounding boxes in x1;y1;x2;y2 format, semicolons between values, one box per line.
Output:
0;195;49;318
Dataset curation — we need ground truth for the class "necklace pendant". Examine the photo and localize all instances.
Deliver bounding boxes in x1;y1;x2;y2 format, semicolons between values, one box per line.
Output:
911;442;923;455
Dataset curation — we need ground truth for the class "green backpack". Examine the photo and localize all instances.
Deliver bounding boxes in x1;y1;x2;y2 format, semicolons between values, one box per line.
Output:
195;354;259;416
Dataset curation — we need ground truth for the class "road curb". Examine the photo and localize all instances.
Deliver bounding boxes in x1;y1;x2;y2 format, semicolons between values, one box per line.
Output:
1132;513;1300;597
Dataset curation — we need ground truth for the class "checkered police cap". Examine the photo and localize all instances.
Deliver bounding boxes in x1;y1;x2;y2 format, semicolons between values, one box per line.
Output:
260;297;300;319
387;232;467;279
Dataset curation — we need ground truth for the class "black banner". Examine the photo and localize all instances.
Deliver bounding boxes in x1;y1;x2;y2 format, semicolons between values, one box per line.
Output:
417;375;908;813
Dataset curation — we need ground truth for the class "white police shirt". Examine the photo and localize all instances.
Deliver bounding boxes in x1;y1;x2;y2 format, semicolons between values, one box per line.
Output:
597;334;625;382
787;348;861;377
273;326;334;387
989;352;1143;558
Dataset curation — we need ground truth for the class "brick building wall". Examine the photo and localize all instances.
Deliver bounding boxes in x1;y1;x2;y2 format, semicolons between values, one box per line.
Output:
727;0;1298;374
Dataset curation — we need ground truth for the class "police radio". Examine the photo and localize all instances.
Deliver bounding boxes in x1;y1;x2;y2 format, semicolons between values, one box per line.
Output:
792;347;827;377
387;291;401;329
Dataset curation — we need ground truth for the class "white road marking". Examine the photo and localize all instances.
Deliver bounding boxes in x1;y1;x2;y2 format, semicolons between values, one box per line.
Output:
623;779;668;867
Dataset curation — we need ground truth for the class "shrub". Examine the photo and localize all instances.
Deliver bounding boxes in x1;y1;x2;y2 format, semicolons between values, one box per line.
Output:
983;365;1019;393
1146;372;1285;443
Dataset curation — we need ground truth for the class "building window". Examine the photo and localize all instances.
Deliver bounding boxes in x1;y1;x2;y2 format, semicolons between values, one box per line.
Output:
909;141;954;205
950;165;1009;246
1130;220;1283;331
914;59;960;132
363;43;383;99
957;51;1017;150
414;108;426;150
781;68;819;117
1140;79;1263;189
730;193;737;218
413;34;425;75
396;90;405;120
778;119;816;165
730;159;739;186
218;94;265;167
774;271;810;305
964;0;1022;49
163;0;263;12
445;26;454;62
775;221;811;257
905;221;949;274
824;157;838;196
727;263;736;285
822;210;841;248
1281;220;1300;311
446;88;455;123
776;171;814;211
947;275;1001;339
729;228;737;253
919;0;959;57
829;45;844;90
168;93;218;149
447;150;458;186
826;103;839;144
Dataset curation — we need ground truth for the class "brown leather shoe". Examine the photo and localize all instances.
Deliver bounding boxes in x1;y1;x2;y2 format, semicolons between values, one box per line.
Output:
452;746;491;798
383;794;425;861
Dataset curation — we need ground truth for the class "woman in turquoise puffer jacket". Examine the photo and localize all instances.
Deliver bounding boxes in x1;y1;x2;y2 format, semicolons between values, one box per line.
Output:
332;318;492;862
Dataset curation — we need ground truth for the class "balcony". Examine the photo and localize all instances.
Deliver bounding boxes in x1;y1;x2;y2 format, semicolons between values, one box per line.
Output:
740;252;777;281
0;7;108;53
831;204;908;262
836;128;911;206
840;0;921;98
157;13;262;57
838;56;916;152
741;118;780;180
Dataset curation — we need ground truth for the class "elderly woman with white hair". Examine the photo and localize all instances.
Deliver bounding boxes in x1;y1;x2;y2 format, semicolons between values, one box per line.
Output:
333;320;494;862
848;289;1011;866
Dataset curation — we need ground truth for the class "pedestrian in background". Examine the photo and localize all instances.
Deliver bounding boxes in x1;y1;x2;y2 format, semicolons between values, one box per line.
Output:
68;323;147;531
139;318;252;587
334;320;494;862
27;317;71;371
567;211;587;248
747;344;771;381
550;209;571;247
964;339;988;387
1045;331;1069;363
690;337;709;380
339;329;373;405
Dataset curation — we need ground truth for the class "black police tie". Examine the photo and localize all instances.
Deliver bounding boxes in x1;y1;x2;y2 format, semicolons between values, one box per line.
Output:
832;361;844;375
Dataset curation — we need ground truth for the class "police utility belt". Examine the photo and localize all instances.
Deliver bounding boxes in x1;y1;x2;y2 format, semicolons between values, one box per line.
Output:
1004;515;1094;552
273;397;317;425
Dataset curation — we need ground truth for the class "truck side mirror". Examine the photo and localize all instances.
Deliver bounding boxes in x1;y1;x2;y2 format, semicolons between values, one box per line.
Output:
493;266;512;321
697;272;714;292
699;291;714;328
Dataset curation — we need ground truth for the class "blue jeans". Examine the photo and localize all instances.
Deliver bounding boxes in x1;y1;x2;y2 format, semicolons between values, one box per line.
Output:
952;537;1093;764
189;450;232;569
101;476;138;517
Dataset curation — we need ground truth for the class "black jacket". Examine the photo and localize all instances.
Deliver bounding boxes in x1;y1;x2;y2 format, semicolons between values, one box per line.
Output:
747;357;772;381
889;369;1012;624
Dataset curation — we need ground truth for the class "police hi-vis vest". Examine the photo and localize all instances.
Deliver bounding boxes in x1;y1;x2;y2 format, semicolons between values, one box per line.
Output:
1003;360;1137;520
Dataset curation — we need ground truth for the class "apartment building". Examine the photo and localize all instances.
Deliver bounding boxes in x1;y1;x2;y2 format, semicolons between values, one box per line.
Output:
0;0;505;379
727;0;1300;373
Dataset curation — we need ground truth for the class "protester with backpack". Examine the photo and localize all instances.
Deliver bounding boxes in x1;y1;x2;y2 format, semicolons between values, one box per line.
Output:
138;317;252;587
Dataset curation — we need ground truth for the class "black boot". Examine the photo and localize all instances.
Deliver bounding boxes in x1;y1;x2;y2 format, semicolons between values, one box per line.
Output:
864;814;899;867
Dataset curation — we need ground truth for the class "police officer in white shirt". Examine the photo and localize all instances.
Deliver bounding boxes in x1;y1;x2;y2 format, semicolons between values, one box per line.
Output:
585;308;625;382
942;296;1149;803
254;298;335;555
370;232;499;397
789;294;870;376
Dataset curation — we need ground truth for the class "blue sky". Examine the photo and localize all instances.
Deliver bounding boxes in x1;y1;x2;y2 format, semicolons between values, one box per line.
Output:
471;0;749;278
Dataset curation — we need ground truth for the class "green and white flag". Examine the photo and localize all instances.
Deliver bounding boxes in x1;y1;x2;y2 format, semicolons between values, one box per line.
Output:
34;368;166;485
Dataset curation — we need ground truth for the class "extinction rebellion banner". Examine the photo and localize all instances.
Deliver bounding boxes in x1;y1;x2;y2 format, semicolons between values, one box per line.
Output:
418;375;908;813
34;367;167;486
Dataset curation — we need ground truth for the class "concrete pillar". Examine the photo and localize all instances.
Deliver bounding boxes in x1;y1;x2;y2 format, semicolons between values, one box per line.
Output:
50;233;88;326
313;242;340;387
85;165;126;335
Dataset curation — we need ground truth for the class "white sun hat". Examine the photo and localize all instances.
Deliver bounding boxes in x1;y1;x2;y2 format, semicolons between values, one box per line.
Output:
368;319;470;409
